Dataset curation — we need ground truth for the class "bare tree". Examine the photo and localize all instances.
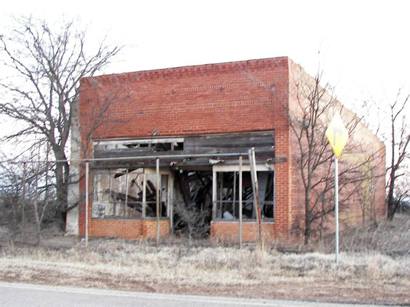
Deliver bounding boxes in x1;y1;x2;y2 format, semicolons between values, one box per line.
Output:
395;166;410;214
0;154;23;241
386;90;410;220
0;143;56;244
30;142;54;244
357;160;377;225
0;17;120;228
289;71;380;244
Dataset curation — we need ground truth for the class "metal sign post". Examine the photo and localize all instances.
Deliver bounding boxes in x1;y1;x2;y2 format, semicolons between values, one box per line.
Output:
334;156;339;264
326;113;348;265
85;162;89;248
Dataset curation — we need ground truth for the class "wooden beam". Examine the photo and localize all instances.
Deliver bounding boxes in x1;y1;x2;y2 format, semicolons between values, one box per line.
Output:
212;168;217;220
233;171;237;217
219;172;223;217
124;169;129;217
184;131;274;154
142;170;147;218
169;175;174;234
93;147;274;160
93;130;275;160
248;147;262;247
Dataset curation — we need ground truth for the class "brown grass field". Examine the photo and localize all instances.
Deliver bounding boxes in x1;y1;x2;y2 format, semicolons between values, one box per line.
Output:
0;214;409;305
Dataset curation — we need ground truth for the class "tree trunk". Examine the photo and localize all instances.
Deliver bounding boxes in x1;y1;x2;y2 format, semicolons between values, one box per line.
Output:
304;172;313;245
387;197;398;220
304;190;312;245
32;199;41;245
54;150;70;230
387;166;396;220
21;162;27;241
33;157;42;245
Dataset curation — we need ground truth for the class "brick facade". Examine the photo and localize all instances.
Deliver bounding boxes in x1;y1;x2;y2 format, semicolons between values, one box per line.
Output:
210;221;277;242
76;56;386;243
88;218;170;240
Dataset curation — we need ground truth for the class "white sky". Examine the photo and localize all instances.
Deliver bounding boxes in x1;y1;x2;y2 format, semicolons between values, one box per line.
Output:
1;0;409;120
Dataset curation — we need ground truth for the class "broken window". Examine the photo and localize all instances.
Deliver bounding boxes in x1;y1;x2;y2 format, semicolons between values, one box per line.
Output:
144;172;169;218
92;168;144;218
92;168;171;219
214;169;275;221
172;170;213;238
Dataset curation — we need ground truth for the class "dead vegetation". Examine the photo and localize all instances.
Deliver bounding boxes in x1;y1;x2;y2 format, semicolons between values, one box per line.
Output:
339;214;410;256
0;215;409;305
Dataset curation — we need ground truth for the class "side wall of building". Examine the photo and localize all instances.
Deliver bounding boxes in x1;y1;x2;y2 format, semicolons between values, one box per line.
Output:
287;60;386;241
66;96;80;235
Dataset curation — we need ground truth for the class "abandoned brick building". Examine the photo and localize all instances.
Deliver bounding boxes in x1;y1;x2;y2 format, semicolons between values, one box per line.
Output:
66;56;386;243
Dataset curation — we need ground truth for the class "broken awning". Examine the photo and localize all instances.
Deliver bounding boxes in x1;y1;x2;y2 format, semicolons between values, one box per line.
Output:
92;131;276;169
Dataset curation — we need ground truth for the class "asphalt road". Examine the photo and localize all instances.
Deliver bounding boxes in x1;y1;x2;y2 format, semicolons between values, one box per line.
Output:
0;282;380;307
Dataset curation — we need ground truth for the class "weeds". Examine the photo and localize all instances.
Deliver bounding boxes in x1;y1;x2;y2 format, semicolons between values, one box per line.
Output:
0;214;409;303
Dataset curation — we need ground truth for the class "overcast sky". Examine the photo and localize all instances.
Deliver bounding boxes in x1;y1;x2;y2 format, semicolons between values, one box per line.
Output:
1;0;409;114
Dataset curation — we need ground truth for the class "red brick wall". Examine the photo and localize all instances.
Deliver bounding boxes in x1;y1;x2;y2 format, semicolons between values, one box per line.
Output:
142;219;170;239
88;218;170;240
80;57;289;140
89;219;144;240
210;221;277;242
79;57;292;241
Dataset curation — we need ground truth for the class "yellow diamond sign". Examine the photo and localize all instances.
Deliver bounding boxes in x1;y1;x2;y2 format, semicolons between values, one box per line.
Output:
326;113;348;158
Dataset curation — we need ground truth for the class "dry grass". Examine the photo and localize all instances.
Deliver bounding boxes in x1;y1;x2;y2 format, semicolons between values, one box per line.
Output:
0;214;409;304
1;241;409;285
319;214;410;256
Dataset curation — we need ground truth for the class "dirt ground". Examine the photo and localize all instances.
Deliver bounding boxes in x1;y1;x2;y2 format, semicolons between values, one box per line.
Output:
0;271;408;305
0;268;408;306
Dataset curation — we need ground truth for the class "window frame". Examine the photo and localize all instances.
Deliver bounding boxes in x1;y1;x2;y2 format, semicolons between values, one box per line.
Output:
212;164;275;222
91;167;173;220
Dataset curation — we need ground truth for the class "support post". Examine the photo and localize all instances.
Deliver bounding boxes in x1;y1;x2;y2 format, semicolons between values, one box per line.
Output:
125;169;129;217
85;162;89;247
233;171;237;217
156;158;160;246
142;170;147;218
219;172;223;215
335;157;339;264
239;156;243;248
169;175;174;234
212;168;217;220
248;148;262;247
273;169;276;220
